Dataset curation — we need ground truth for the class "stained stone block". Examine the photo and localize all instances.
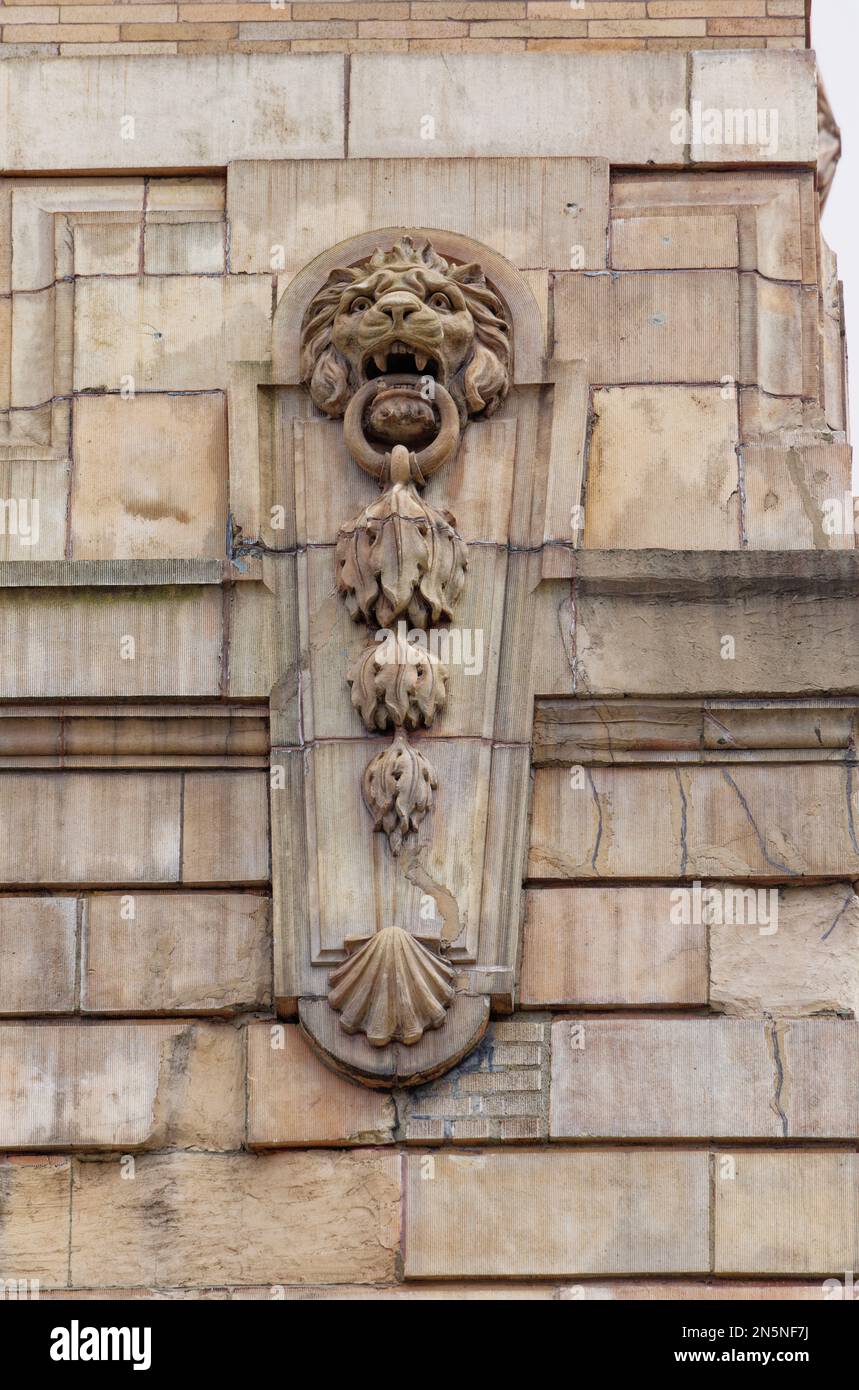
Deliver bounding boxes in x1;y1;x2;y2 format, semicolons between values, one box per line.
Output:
71;394;228;560
0;1023;244;1150
743;444;853;551
82;894;271;1014
247;1023;396;1146
404;1150;709;1277
0;898;77;1014
584;386;740;549
714;1152;859;1275
521;887;707;1007
73;275;271;392
70;1151;401;1287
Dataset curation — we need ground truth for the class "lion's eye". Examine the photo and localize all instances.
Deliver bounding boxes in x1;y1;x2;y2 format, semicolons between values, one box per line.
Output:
428;292;452;312
350;297;371;313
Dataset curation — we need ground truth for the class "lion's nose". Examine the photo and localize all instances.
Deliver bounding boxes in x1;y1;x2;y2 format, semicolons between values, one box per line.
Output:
375;293;424;328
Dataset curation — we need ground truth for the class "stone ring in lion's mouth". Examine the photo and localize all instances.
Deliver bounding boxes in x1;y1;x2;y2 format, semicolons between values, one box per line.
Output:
342;377;461;484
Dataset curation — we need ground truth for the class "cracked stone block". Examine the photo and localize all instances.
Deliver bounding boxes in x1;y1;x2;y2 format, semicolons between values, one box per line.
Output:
404;1150;709;1278
549;1018;859;1140
70;1151;401;1287
583;386;740;549
711;882;859;1018
0;1023;244;1149
529;764;859;880
246;1023;395;1147
401;1020;550;1143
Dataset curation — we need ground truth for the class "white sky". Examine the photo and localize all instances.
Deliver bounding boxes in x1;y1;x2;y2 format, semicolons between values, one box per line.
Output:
813;0;858;443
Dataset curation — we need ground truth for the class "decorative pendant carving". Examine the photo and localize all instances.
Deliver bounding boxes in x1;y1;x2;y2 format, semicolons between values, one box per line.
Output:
328;926;456;1047
336;479;467;630
361;730;438;855
348;630;448;733
298;234;511;1060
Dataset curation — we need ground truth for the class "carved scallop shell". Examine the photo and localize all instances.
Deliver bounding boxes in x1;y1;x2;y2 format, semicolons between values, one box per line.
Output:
328;925;456;1047
361;731;437;854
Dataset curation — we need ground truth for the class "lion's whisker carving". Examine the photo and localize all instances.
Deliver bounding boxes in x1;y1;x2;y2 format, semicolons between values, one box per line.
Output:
300;235;510;1050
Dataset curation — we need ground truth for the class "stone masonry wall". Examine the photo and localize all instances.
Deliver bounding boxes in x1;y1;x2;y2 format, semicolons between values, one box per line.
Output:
0;2;809;63
1;28;857;1301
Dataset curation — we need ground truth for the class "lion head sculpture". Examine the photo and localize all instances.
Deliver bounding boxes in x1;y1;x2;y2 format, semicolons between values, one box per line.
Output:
300;236;511;426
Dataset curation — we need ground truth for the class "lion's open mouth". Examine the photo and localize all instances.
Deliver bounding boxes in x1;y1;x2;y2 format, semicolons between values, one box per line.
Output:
364;341;440;381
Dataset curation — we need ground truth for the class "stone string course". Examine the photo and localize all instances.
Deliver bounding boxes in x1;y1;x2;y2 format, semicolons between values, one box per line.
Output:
0;1;809;59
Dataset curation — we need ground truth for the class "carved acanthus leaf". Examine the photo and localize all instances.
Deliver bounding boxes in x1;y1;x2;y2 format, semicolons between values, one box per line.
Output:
327;925;456;1047
348;631;447;733
336;479;467;631
361;730;437;854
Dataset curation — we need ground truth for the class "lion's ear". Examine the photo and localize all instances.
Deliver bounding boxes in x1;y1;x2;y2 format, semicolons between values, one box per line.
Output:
462;339;510;416
309;344;351;417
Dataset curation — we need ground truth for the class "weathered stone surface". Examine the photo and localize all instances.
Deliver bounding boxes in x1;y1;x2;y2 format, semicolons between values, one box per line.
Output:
82;893;271;1014
73;276;271;391
349;52;686;163
70;1151;401;1286
0;588;222;698
247;1023;395;1146
743;443;853;551
611;213;739;270
584;387;740;549
0;459;68;562
228;156;609;276
690;49;818;164
180;772;269;884
555;270;739;383
575;590;859;697
0;773;181;884
0;897;77;1014
233;1283;554;1300
404;1151;709;1277
521;888;707;1007
529;764;859;881
0;1023;244;1149
401;1021;549;1143
0;1156;71;1285
71;394;228;560
711;883;859;1018
0;56;345;170
550;1018;859;1140
714;1152;859;1275
144;221;226;275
